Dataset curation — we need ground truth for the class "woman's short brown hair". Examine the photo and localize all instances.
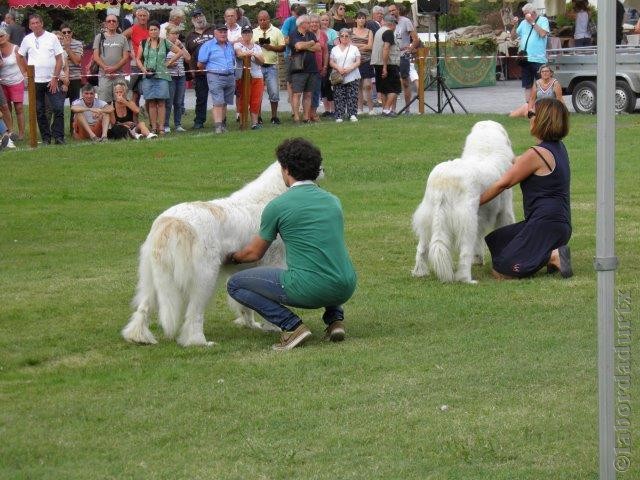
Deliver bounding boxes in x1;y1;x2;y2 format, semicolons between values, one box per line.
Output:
530;98;569;142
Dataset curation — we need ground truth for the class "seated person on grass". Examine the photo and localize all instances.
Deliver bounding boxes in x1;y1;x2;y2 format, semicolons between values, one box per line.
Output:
71;84;113;142
110;81;156;139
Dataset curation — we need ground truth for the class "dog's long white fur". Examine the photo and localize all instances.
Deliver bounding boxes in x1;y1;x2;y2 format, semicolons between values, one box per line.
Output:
412;120;516;283
122;161;288;347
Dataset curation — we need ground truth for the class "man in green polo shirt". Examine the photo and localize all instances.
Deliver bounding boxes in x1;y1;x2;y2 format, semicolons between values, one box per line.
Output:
227;138;357;351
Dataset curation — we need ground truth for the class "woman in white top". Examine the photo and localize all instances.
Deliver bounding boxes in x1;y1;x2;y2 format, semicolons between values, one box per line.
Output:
0;26;23;139
234;25;264;129
329;28;361;122
571;0;591;47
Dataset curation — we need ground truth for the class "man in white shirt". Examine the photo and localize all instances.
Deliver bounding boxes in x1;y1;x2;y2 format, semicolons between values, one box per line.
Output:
160;8;185;39
224;8;242;44
17;14;65;144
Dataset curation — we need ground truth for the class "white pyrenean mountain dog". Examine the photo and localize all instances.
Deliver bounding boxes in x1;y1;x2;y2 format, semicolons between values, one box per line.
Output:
122;161;296;347
411;120;516;283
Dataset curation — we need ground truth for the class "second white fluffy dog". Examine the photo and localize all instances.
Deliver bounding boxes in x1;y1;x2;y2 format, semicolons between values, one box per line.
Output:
411;120;516;283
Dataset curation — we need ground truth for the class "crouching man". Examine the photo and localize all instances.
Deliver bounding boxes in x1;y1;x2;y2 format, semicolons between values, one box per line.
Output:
226;138;357;351
71;84;113;141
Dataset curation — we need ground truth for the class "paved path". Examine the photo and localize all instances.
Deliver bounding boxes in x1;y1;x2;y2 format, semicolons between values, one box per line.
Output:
182;79;577;115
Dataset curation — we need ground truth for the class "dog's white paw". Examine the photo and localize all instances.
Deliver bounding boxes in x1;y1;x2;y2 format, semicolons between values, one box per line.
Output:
259;321;281;333
233;316;262;330
411;264;429;277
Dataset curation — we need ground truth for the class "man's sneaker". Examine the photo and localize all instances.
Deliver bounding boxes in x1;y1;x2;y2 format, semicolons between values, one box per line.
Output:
271;117;281;125
272;324;312;351
324;320;345;342
349;115;358;122
214;125;224;134
193;123;204;130
163;126;171;133
175;126;186;132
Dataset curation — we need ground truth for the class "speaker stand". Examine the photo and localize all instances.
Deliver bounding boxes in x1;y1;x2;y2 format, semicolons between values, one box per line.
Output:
398;14;467;115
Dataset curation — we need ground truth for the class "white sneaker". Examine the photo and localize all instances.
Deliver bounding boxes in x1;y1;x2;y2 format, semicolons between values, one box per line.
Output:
349;115;358;122
163;126;170;133
6;138;16;148
146;132;158;139
335;118;343;123
175;126;186;132
368;109;378;116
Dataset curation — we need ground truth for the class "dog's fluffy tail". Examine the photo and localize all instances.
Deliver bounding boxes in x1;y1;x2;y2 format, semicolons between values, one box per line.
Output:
428;198;455;282
146;216;197;339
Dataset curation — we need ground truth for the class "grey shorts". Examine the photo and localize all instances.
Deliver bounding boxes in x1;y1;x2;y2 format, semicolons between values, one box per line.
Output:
290;72;319;94
207;72;235;106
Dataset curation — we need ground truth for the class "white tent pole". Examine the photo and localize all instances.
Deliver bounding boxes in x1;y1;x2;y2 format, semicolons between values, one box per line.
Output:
595;1;617;479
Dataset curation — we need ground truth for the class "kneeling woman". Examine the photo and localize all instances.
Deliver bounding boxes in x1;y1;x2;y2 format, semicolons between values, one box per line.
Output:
480;98;573;279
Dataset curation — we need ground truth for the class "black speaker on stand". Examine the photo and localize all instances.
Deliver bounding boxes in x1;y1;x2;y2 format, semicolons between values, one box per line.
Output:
402;0;467;114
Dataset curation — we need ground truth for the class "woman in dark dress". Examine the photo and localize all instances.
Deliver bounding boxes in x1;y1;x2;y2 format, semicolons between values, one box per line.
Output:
480;98;573;279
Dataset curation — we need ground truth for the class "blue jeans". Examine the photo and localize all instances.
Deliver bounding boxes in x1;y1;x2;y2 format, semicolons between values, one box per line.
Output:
35;82;65;142
165;75;186;128
261;64;280;103
227;267;344;331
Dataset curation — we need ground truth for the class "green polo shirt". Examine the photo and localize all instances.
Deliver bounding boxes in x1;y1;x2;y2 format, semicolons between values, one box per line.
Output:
259;183;357;307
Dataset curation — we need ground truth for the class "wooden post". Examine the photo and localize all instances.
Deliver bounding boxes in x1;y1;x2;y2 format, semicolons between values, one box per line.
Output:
27;65;37;148
416;47;428;115
240;56;251;130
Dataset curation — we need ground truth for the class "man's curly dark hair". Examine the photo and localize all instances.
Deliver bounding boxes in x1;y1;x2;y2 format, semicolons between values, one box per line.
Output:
275;138;323;181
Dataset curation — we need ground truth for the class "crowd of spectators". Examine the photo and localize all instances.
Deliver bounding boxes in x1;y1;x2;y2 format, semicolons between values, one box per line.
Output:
0;3;432;145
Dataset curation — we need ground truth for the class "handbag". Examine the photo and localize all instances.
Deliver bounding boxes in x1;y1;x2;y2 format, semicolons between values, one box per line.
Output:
290;53;304;73
329;46;350;86
516;18;537;67
329;69;344;86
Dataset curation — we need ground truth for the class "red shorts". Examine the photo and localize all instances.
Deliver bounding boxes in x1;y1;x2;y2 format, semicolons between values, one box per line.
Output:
236;78;264;114
1;82;25;104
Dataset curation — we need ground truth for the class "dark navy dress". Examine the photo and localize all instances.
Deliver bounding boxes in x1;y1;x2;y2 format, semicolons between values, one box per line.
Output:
485;140;572;278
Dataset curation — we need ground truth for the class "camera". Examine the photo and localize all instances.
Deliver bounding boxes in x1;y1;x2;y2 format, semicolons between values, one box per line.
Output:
145;69;156;79
258;37;270;45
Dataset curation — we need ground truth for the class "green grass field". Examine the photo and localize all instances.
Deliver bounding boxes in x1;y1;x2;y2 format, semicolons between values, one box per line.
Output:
1;114;638;479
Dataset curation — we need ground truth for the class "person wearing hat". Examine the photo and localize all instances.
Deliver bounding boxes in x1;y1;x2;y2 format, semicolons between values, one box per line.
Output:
235;25;265;129
253;11;285;125
370;14;401;116
197;22;236;134
185;8;215;129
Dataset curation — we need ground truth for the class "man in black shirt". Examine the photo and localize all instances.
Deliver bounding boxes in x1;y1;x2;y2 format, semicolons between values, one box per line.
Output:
185;8;215;129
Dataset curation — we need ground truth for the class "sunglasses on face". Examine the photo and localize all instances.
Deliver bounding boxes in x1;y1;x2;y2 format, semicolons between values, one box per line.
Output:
61;30;72;34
